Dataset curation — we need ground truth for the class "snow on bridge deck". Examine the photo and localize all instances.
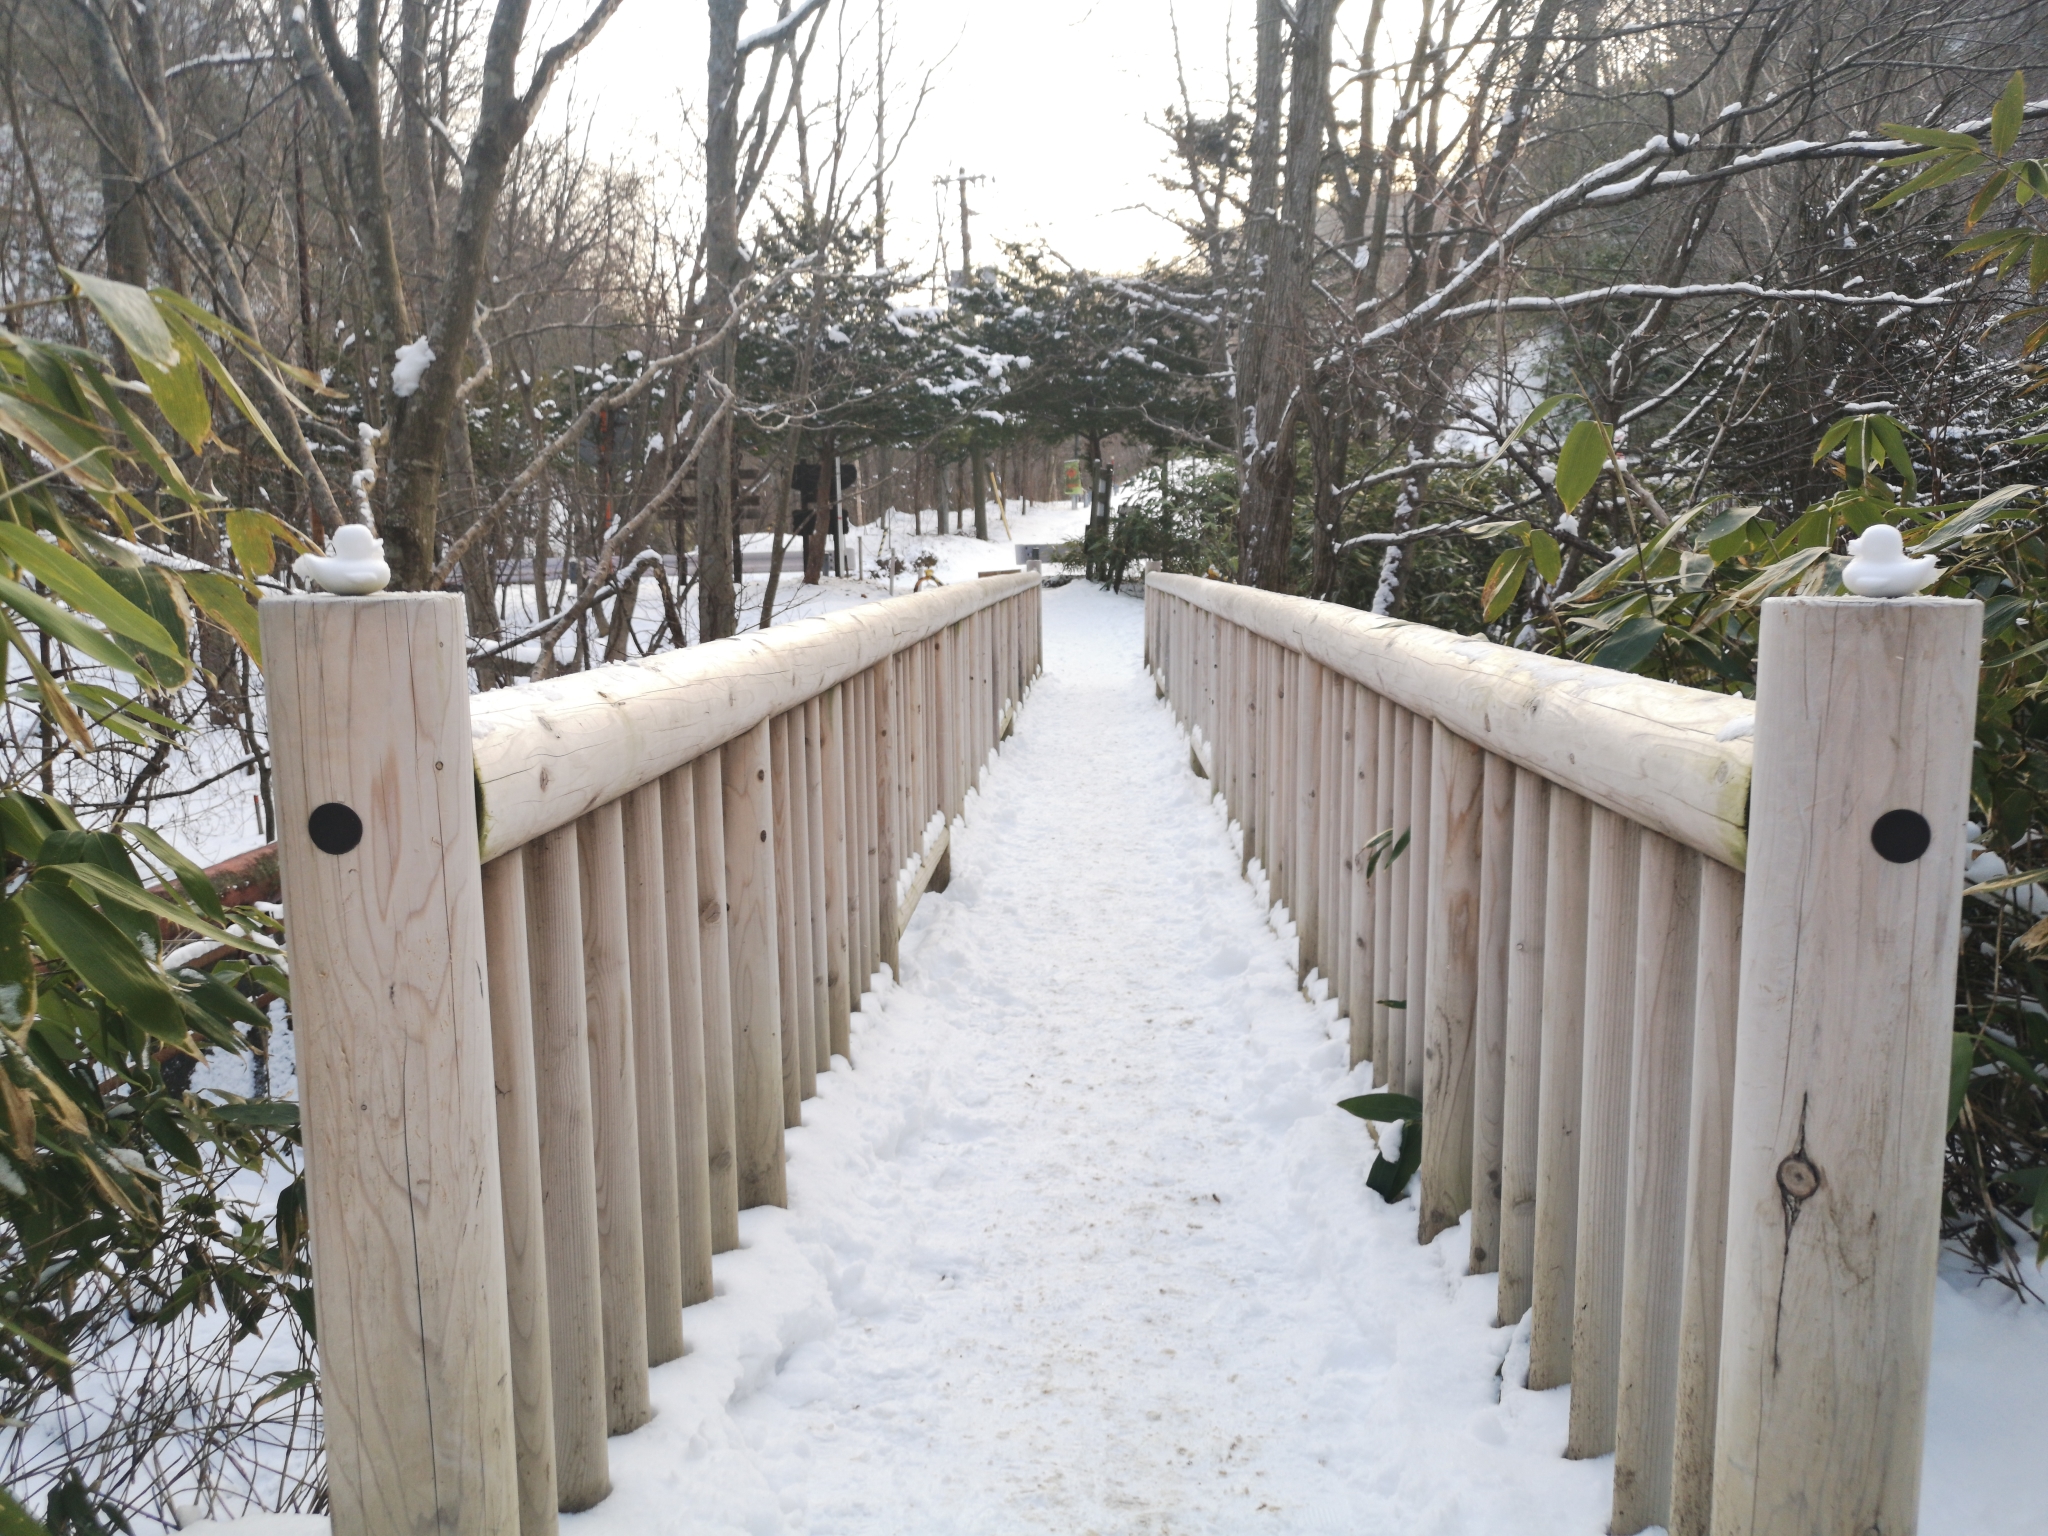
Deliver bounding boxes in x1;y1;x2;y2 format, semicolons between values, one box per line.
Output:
203;580;2031;1536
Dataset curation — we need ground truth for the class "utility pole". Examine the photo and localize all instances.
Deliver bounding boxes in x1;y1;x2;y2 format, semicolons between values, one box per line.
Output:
936;167;992;540
873;0;891;540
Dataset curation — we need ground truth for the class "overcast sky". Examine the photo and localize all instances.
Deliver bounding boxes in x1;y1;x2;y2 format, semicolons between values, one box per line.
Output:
555;0;1257;276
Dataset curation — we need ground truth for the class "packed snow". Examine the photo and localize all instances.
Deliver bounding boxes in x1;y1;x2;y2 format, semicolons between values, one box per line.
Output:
187;577;2048;1535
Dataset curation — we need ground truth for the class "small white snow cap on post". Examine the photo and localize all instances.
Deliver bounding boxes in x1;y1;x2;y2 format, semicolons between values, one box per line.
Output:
293;524;392;595
1841;523;1939;597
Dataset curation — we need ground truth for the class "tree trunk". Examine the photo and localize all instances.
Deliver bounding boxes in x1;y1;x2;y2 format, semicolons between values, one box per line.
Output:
970;445;989;540
697;0;745;640
1233;0;1338;591
86;10;150;287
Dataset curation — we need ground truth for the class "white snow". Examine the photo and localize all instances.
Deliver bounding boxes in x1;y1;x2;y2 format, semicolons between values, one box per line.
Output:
390;336;435;398
186;581;2048;1535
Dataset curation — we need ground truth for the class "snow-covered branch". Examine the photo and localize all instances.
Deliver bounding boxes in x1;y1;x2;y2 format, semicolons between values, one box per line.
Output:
739;0;833;57
1428;280;1971;327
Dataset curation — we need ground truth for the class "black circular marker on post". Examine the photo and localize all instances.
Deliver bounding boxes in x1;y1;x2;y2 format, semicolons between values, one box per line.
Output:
1870;808;1932;864
308;802;364;856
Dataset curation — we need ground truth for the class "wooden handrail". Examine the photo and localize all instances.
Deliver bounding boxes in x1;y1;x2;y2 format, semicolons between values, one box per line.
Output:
263;577;1043;1535
1146;572;1754;868
1145;575;1980;1536
471;572;1040;859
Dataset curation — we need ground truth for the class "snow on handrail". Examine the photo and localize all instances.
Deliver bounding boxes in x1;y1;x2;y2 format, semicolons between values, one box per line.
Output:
1145;572;1752;868
469;572;1041;859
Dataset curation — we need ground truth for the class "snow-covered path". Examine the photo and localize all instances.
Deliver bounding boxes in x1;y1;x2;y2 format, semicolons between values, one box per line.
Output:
556;580;2048;1536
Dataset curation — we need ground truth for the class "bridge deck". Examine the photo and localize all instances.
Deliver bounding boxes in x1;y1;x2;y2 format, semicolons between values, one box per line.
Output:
553;584;2041;1536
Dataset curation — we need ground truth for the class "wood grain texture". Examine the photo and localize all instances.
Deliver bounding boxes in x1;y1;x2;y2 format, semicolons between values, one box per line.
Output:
264;591;517;1536
1567;808;1643;1459
1404;716;1434;1099
1293;655;1322;979
770;713;810;1113
1146;573;1751;866
1671;858;1742;1536
1497;769;1550;1328
691;751;741;1251
1712;597;1980;1536
721;721;788;1209
803;697;832;1074
471;575;1040;857
1371;696;1397;1085
574;806;651;1434
1528;787;1591;1393
657;769;716;1306
619;785;684;1367
876;656;901;982
1347;686;1374;1067
1469;751;1516;1275
822;685;852;1061
519;828;610;1509
480;853;559;1535
1420;723;1483;1245
1382;706;1411;1090
1612;832;1703;1533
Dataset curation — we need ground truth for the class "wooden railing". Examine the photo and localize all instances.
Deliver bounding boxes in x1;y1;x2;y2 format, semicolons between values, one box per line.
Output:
1145;572;1980;1536
262;574;1041;1535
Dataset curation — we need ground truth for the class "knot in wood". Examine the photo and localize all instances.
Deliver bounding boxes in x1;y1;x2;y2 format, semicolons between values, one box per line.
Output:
1777;1151;1821;1203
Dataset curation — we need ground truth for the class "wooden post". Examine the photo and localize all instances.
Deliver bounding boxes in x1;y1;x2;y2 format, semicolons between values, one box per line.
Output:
1404;717;1434;1098
1613;832;1702;1533
852;673;876;1002
1528;787;1591;1393
1381;706;1411;1089
1469;751;1515;1273
692;751;741;1249
659;768;716;1306
770;713;810;1112
575;805;651;1434
480;853;559;1536
1349;688;1379;1070
722;720;788;1208
519;828;610;1508
1420;722;1483;1245
877;657;902;981
1497;768;1550;1327
1293;654;1321;980
620;785;685;1367
937;624;958;821
1670;858;1742;1536
1712;596;1980;1536
823;686;852;1061
803;697;832;1073
265;593;519;1536
1567;807;1643;1459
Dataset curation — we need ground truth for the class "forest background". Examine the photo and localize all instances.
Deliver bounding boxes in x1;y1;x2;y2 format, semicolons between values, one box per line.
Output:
0;0;2044;1527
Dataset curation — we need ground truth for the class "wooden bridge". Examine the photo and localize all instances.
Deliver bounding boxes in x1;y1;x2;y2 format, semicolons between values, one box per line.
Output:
262;569;1978;1536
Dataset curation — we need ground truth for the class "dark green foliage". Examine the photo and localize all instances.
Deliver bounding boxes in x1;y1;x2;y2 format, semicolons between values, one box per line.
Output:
0;278;311;1512
1339;1093;1422;1203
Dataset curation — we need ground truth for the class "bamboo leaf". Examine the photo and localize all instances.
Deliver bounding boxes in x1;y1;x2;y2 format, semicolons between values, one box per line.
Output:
1992;71;2027;157
1554;419;1611;513
179;569;262;667
1482;546;1528;623
61;268;178;370
1528;529;1562;585
1911;483;2038;551
1871;150;1985;208
1967;166;2015;227
1880;124;1985;151
17;875;186;1042
0;577;153;678
0;523;180;659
